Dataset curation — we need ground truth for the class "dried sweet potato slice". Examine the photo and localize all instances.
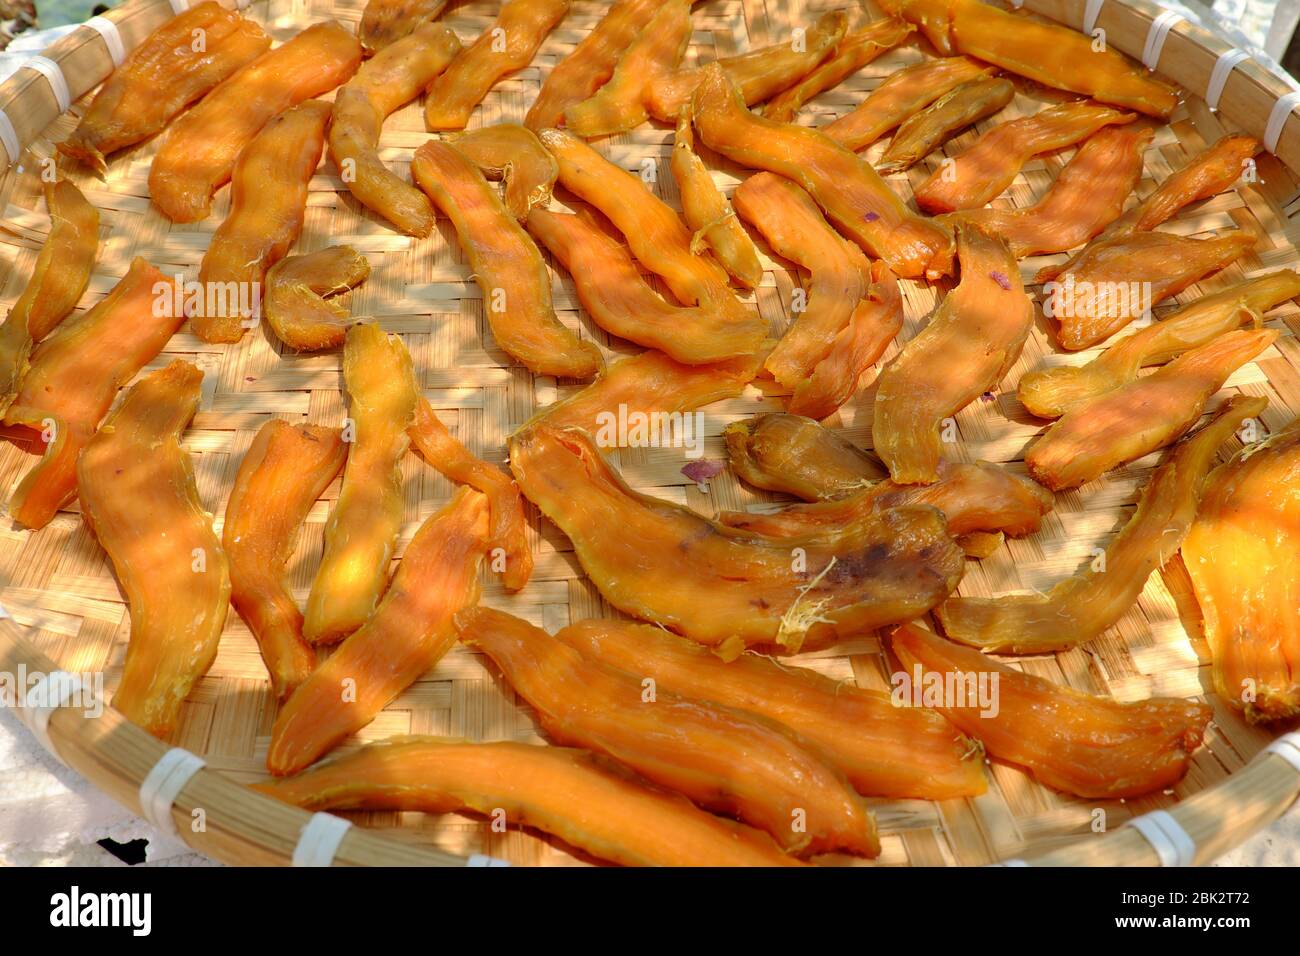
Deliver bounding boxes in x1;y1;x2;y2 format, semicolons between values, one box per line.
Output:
942;125;1151;259
3;258;178;530
459;606;879;856
643;9;849;123
1042;229;1258;350
821;56;991;151
411;140;602;379
193;100;331;343
1020;271;1300;419
563;0;691;137
724;413;885;501
936;396;1266;653
524;0;664;131
58;3;270;174
424;0;571;130
270;488;488;774
408;396;531;591
913;101;1135;214
254;737;801;866
763;18;915;123
149;21;362;223
692;63;954;280
329;22;461;236
557;617;986;799
0;180;98;415
359;0;448;53
526;208;760;363
1184;416;1300;723
78;361;230;739
264;246;371;352
509;424;963;655
671;106;763;289
303;324;418;645
224;421;345;701
873;222;1033;484
890;623;1211;799
1026;329;1277;490
882;0;1178;118
446;123;558;221
877;76;1013;174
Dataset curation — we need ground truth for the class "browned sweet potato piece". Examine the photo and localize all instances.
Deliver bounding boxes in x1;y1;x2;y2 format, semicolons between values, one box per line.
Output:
877;76;1014;174
724;413;885;501
446;124;558;221
359;0;449;53
264;246;371;352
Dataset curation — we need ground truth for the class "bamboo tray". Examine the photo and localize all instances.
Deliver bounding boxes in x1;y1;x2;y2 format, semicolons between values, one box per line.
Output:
1;0;1298;867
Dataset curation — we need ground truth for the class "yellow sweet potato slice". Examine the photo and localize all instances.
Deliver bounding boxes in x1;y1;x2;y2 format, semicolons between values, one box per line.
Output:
877;75;1014;174
557;617;986;800
509;424;963;655
255;737;801;866
58;3;270;174
936;396;1266;653
890;623;1211;799
303;324;418;645
411;139;602;378
692;63;954;280
149;21;361;223
459;606;879;856
358;0;449;53
224;421;346;701
329;21;461;236
724;412;886;501
4;258;178;530
193;100;331;343
424;0;571;130
873;222;1033;484
270;488;488;774
446;123;558;221
264;246;371;352
77;361;230;739
1184;415;1300;723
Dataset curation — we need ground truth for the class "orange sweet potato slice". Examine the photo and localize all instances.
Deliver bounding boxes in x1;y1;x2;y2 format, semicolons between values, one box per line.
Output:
58;3;270;174
446;123;558;221
303;324;418;645
564;0;691;137
643;9;849;123
692;63;954;280
329;21;461;236
873;222;1033;484
269;487;489;774
0;180;98;415
724;413;886;501
224;420;346;701
264;245;371;352
557;617;987;799
943;125;1151;259
254;737;801;866
1041;229;1258;350
77;361;230;739
821;55;991;151
1184;415;1300;723
890;623;1211;799
3;258;178;530
877;75;1014;174
509;424;963;655
1019;271;1300;419
763;18;915;123
149;21;361;223
936;396;1266;653
424;0;571;130
459;606;879;856
411;140;602;378
358;0;449;53
408;396;532;591
193;100;331;343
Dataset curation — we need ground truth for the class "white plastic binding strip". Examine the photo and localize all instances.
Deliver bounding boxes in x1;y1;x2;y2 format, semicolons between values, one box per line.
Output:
988;858;1030;867
139;748;206;837
1264;731;1300;773
19;670;87;758
292;812;353;867
466;854;511;867
0;109;19;167
84;15;127;67
1141;10;1184;70
1264;90;1300;154
1205;48;1251;111
1083;0;1105;35
25;56;71;114
169;0;190;13
1128;809;1196;866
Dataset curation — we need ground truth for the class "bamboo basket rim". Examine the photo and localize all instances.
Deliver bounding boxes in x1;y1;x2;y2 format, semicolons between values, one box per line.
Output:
0;0;1298;867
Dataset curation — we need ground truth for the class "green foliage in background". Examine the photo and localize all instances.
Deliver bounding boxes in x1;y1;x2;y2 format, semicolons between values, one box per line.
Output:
36;0;114;28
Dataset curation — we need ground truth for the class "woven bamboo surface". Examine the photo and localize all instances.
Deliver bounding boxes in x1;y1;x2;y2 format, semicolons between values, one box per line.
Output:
1;0;1298;866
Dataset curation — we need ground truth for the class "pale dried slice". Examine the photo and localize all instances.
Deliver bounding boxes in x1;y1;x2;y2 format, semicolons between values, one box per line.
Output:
264;246;371;352
359;0;449;53
724;413;885;501
877;75;1014;174
446;124;558;221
